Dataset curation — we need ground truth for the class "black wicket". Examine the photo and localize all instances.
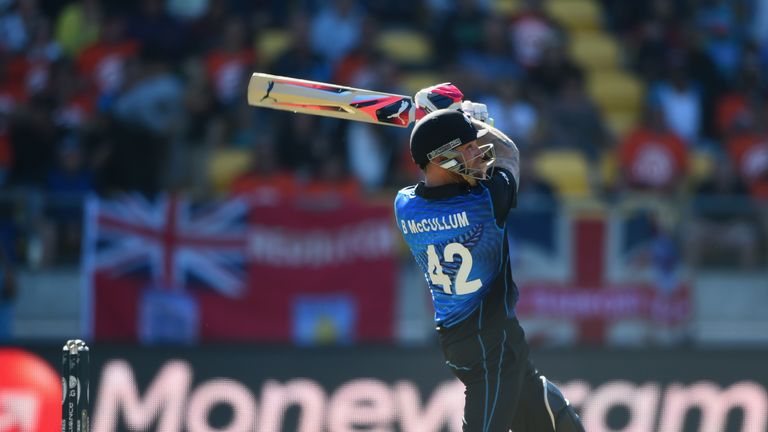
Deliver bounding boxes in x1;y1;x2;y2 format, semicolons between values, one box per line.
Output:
61;339;90;432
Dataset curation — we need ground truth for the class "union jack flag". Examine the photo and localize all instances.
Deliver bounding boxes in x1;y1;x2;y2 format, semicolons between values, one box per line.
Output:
82;194;398;342
83;193;249;298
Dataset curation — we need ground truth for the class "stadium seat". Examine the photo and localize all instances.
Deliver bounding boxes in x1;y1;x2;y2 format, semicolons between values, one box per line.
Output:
587;71;645;136
587;71;644;111
492;0;521;16
598;149;618;188
567;32;619;71
255;29;291;68
604;111;640;137
533;150;593;198
688;150;715;186
400;71;442;97
545;0;601;32
207;148;252;192
374;28;433;67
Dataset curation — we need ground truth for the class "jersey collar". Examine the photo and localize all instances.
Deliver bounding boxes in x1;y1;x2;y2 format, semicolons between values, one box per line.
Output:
414;181;471;199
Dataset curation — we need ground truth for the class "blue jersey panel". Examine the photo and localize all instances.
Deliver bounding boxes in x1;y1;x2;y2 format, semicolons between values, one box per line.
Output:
394;185;505;327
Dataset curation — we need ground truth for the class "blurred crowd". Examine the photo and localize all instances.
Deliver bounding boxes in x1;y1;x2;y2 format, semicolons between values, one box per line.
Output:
0;0;767;270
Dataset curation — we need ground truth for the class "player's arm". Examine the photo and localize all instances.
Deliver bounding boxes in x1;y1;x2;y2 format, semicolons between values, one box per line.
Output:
473;119;520;187
473;119;520;224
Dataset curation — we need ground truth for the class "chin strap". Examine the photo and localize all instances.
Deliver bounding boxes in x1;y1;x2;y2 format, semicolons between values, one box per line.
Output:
463;176;478;187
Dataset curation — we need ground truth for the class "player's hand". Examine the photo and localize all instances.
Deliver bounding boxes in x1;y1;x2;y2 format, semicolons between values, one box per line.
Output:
461;100;494;126
414;83;464;114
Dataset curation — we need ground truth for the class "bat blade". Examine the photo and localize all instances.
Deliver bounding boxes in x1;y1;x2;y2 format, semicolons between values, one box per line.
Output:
247;73;422;127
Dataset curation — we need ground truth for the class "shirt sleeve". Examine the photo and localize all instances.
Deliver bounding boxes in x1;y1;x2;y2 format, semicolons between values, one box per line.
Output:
481;168;518;226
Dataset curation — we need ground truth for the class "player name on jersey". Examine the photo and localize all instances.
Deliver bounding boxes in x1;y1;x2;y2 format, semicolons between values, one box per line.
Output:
400;211;470;235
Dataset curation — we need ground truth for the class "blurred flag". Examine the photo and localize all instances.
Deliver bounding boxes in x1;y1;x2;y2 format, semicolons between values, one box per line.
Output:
292;294;356;346
82;194;396;343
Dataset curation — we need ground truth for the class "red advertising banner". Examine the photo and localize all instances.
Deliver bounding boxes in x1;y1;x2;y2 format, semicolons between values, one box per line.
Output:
83;194;397;343
517;282;691;323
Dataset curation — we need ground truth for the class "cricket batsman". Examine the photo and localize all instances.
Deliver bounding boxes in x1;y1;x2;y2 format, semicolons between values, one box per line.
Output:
394;83;586;431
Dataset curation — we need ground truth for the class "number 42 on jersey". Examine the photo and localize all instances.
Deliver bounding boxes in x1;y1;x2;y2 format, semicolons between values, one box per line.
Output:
427;243;482;295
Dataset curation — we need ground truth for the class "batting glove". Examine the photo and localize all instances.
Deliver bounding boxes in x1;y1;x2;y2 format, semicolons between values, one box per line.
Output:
414;83;464;113
461;100;494;126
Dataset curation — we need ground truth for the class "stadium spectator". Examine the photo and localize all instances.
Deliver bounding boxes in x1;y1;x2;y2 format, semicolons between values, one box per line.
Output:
484;79;540;150
362;0;421;24
751;0;768;46
49;58;96;130
24;16;61;81
507;0;561;69
331;15;382;87
617;104;688;194
46;133;93;197
54;0;101;59
685;158;760;269
341;56;407;191
715;51;765;138
300;152;361;206
309;0;364;63
695;0;742;82
641;212;688;346
625;0;685;83
650;62;702;146
186;0;231;53
0;0;44;53
542;75;610;161
600;0;654;35
433;0;489;66
229;139;297;202
676;26;728;142
0;245;16;342
270;12;331;82
86;115;166;196
0;72;14;185
204;16;255;109
0;128;8;185
112;47;184;136
166;0;210;23
273;111;326;174
648;217;681;295
726;116;768;201
426;0;491;19
527;41;583;100
223;103;260;148
125;0;187;61
179;56;216;150
7;94;58;187
346;120;399;191
44;134;93;261
76;14;138;105
458;17;523;86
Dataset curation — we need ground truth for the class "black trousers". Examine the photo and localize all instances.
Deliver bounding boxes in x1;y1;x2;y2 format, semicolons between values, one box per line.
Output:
441;317;555;432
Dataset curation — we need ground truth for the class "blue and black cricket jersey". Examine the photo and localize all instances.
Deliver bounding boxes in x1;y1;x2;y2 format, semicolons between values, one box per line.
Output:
394;168;519;344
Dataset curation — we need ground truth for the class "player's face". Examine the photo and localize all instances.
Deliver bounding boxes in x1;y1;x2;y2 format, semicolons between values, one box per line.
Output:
458;141;487;174
428;138;495;183
461;139;496;179
459;141;481;160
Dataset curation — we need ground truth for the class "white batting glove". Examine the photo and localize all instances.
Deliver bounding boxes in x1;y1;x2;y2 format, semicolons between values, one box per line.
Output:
414;83;464;114
461;100;494;126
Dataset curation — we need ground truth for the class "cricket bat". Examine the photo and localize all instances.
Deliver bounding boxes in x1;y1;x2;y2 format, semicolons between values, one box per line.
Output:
246;73;426;127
